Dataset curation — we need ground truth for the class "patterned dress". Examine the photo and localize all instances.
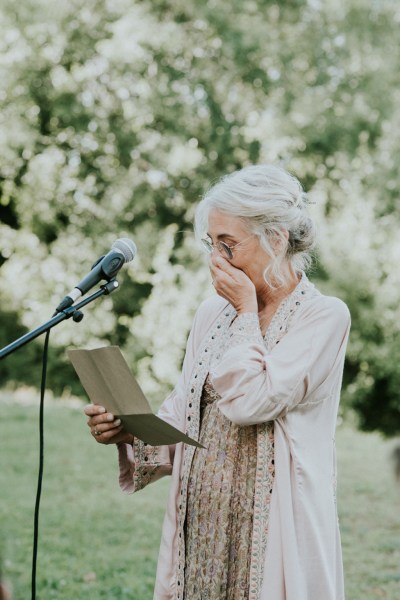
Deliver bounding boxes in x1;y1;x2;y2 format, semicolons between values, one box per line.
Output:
183;315;275;599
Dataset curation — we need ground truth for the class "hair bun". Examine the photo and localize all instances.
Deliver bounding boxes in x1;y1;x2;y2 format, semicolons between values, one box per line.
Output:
288;217;316;254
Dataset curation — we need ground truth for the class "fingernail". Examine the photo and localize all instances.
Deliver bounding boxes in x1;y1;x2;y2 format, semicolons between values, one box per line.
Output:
107;414;114;421
114;419;121;426
98;407;106;413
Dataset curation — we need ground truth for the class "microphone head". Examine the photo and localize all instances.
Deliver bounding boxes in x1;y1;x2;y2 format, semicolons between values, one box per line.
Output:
112;238;137;263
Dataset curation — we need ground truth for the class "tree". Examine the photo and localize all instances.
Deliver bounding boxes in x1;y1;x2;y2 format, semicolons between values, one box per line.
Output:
0;0;399;433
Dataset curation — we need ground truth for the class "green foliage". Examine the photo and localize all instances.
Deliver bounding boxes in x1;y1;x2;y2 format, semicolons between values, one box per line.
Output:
0;0;399;432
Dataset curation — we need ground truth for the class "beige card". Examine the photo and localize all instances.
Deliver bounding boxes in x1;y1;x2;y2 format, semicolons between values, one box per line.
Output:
68;346;203;448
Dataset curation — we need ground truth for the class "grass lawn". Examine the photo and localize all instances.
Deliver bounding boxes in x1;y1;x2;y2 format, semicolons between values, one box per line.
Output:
0;392;399;599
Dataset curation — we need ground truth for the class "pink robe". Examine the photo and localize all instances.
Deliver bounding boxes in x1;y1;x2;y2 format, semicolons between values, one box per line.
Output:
118;274;351;599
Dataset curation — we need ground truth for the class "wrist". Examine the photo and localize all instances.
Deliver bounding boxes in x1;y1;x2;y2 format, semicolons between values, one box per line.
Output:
117;432;134;446
236;303;257;315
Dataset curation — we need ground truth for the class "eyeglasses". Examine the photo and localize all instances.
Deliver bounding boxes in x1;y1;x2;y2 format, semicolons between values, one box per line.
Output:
200;235;254;259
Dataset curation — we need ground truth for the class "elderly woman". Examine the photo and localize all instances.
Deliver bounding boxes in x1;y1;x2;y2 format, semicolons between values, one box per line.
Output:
85;164;350;600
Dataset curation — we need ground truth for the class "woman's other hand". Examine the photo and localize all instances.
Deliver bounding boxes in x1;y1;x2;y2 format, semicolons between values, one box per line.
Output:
210;255;257;314
84;404;133;445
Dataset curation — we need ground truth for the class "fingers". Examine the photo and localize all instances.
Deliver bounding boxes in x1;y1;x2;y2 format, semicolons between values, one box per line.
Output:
210;260;232;283
210;261;241;294
211;255;237;275
92;424;124;445
86;410;117;427
87;413;119;431
95;428;133;446
209;255;257;313
84;404;128;446
85;404;115;427
85;403;120;431
84;404;106;416
210;256;227;278
90;417;122;435
88;412;123;444
210;256;244;285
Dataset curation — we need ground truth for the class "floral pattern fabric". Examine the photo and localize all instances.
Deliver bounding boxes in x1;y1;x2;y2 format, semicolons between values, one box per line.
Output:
184;376;260;599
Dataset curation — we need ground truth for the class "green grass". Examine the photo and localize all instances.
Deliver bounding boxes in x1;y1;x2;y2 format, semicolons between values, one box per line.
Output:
336;422;400;599
0;393;399;599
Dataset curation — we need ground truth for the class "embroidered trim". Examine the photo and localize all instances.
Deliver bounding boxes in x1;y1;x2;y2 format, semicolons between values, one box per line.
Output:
132;465;159;490
174;305;236;599
264;271;314;348
130;440;166;492
226;312;264;349
249;421;275;600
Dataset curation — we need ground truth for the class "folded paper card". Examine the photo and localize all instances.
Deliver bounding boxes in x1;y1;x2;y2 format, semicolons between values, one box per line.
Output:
68;345;203;448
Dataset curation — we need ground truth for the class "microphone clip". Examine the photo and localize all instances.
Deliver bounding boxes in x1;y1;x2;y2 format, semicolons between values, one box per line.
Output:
101;279;119;295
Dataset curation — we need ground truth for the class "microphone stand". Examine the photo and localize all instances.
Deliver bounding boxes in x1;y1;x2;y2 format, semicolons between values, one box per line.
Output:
0;278;119;600
0;279;119;360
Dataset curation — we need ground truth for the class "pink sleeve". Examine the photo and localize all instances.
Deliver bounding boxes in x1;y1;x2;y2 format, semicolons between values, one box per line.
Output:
117;390;178;494
117;295;226;493
211;297;351;426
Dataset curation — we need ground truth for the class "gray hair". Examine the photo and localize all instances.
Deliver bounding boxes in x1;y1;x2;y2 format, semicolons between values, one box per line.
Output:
194;164;316;288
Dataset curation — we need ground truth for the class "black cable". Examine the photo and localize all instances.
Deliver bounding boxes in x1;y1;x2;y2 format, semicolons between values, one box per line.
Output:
31;329;50;600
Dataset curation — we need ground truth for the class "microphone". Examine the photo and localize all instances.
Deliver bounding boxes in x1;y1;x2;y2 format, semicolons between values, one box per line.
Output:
55;238;137;312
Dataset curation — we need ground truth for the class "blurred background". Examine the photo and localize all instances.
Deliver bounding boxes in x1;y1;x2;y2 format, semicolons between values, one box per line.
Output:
0;0;399;598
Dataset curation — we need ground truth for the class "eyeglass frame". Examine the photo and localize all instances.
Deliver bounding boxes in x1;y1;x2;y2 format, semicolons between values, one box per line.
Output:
200;234;255;260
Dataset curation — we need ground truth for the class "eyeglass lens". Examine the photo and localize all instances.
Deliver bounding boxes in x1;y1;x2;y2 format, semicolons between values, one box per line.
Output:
219;242;233;259
201;238;233;259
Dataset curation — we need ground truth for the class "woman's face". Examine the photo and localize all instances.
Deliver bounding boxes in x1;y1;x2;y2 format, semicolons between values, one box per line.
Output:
206;209;272;285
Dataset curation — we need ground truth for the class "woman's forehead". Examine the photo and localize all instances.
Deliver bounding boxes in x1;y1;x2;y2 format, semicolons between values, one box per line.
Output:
207;209;247;236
